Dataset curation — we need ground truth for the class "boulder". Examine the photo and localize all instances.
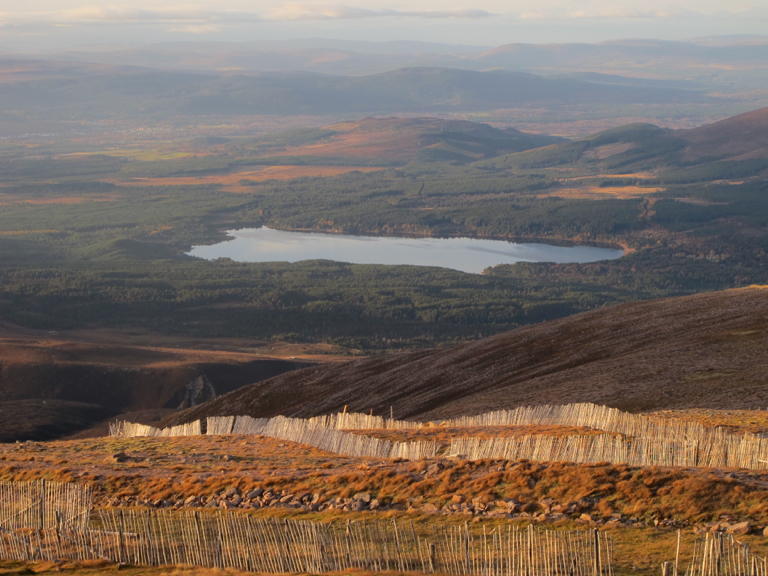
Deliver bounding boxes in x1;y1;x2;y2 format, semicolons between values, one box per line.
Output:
726;521;751;535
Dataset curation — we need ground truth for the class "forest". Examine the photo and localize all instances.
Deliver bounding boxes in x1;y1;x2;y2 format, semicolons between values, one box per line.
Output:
0;116;766;351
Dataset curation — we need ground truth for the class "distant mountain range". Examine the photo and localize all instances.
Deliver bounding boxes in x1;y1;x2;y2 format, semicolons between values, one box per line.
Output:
15;37;768;83
0;59;716;122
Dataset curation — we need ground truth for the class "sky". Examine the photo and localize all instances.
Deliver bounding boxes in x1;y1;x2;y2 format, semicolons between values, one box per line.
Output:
1;1;767;51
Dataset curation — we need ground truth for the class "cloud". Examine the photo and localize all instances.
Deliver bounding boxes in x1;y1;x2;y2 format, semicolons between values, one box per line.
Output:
56;6;260;24
513;6;693;20
265;3;493;20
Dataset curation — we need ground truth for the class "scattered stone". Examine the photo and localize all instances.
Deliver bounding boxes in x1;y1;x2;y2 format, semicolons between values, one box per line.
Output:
247;489;264;499
726;521;751;535
539;498;556;513
579;514;594;523
451;494;465;504
421;503;439;513
112;452;129;463
353;492;371;503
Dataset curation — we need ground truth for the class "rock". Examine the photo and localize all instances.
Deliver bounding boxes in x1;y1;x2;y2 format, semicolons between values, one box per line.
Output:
231;495;242;506
369;499;380;510
348;500;364;512
353;492;371;503
579;514;594;523
539;498;556;513
548;513;568;522
279;494;293;504
421;503;439;513
112;452;129;463
726;521;751;535
184;495;198;505
246;489;264;499
762;526;768;537
224;487;239;497
451;494;465;504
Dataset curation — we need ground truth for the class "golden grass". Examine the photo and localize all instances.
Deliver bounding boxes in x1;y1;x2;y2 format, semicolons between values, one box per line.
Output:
0;196;118;206
3;434;768;525
538;186;663;200
110;166;384;192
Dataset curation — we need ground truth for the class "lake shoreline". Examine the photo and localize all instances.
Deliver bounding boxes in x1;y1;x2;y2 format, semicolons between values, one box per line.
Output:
188;227;625;274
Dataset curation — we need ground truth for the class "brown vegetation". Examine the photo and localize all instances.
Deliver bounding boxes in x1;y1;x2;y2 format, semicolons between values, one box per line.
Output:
164;287;768;426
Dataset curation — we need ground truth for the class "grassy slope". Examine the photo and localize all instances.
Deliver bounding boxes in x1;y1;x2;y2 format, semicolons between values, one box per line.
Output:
165;287;768;424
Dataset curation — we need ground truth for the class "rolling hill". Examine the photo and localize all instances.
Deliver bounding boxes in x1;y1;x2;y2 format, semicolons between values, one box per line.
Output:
483;105;768;182
163;286;768;426
0;60;713;121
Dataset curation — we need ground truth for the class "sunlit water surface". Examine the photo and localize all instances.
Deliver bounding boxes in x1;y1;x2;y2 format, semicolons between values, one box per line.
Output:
188;227;624;274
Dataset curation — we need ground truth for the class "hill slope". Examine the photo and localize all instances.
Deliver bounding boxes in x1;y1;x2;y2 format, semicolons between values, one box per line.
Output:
678;106;768;161
165;287;768;425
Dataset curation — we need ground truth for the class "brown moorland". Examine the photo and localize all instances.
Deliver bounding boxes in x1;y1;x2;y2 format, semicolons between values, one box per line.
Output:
164;286;768;426
0;325;338;442
678;106;768;161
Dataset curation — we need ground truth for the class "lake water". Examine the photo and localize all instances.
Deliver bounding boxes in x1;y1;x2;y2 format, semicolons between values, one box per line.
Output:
187;227;624;274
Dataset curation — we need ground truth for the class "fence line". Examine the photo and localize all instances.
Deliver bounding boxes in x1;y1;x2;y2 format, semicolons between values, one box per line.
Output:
0;480;92;531
685;533;768;576
0;502;613;576
224;415;438;460
108;420;200;438
448;430;768;470
109;403;768;469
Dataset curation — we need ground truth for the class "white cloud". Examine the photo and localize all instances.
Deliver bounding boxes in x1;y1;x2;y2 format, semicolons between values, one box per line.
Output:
266;3;492;20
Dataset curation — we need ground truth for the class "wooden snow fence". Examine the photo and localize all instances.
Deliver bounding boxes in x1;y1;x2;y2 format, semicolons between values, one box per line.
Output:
0;499;615;576
209;415;439;460
448;432;768;469
108;420;201;438
684;533;768;576
109;403;768;469
0;480;92;532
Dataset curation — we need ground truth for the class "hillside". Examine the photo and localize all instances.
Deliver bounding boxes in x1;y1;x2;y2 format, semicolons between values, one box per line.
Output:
678;106;768;161
165;287;768;425
482;106;768;182
0;327;318;442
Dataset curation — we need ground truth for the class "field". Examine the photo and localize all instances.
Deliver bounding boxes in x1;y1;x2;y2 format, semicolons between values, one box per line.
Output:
4;406;768;576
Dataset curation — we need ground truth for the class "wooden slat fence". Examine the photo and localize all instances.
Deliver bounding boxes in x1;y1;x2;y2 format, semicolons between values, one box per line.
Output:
108;420;201;438
684;533;768;576
0;502;614;576
222;415;439;460
0;480;92;531
109;403;768;469
448;432;768;469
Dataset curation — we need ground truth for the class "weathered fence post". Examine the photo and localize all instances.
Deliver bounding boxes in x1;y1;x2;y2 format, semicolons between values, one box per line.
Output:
662;561;672;576
118;508;126;564
675;530;681;576
593;529;601;576
429;542;437;574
